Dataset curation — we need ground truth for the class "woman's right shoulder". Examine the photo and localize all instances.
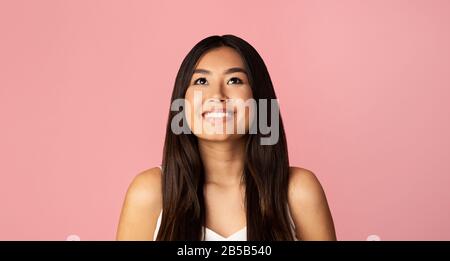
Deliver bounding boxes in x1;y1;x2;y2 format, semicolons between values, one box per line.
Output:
126;166;163;206
116;167;163;240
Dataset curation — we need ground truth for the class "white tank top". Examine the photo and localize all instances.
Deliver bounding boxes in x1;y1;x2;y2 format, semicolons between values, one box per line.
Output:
154;166;298;241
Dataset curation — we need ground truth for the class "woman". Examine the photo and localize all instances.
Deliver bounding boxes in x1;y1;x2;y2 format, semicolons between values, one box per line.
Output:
117;35;336;241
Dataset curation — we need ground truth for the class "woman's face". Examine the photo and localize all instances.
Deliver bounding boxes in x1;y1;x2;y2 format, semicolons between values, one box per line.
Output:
184;46;254;142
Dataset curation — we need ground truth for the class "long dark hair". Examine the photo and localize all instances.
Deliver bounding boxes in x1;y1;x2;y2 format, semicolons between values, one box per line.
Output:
156;35;294;240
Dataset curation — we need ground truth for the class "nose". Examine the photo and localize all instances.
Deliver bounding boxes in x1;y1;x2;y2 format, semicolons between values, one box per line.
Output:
207;82;229;104
210;96;227;102
208;95;229;105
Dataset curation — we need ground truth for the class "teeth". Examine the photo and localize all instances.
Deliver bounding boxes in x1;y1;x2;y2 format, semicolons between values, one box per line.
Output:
204;112;232;118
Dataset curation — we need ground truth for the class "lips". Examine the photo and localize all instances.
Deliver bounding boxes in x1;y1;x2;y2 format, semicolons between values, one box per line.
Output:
202;108;234;119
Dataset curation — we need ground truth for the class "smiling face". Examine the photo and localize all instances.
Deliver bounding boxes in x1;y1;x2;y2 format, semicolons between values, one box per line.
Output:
184;46;254;142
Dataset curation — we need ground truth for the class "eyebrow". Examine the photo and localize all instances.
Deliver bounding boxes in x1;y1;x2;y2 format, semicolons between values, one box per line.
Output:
193;67;248;75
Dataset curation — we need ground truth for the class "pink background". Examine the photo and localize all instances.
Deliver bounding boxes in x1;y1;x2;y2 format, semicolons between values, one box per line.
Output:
1;0;449;240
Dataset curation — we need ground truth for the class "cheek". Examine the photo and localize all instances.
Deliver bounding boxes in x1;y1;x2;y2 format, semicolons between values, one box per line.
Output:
231;87;254;131
229;85;253;102
184;88;204;133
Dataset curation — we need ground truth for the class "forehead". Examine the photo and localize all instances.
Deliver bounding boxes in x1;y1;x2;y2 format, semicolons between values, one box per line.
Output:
194;46;245;70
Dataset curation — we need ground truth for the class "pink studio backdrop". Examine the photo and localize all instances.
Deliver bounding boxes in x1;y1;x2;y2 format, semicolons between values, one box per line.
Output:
1;0;450;241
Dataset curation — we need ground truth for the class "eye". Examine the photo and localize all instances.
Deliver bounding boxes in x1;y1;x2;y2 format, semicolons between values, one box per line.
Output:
193;77;208;85
227;77;243;85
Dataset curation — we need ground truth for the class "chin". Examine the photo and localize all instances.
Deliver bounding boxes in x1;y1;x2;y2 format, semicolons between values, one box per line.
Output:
196;133;246;142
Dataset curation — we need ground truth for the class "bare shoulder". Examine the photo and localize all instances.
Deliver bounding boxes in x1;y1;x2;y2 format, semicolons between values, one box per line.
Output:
126;167;162;204
116;167;163;240
288;167;324;202
287;166;337;240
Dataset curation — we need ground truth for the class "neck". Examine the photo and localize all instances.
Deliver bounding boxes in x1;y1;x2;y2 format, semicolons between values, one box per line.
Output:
198;137;247;186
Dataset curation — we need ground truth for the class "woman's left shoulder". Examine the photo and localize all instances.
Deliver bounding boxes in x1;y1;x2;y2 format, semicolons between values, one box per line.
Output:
287;166;327;204
287;166;337;240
